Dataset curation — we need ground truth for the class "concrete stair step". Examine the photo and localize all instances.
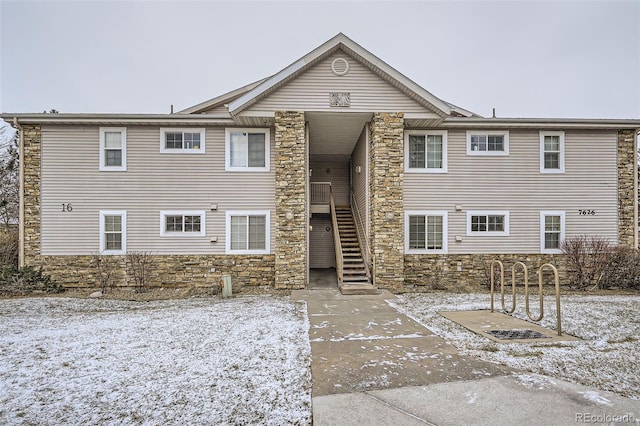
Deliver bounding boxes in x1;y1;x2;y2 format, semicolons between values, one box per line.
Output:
339;282;378;295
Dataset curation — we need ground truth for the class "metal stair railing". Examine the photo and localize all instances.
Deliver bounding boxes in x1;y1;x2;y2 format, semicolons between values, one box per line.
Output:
329;187;344;284
350;190;371;281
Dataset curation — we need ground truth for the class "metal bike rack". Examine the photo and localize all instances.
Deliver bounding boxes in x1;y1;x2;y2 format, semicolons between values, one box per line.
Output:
489;260;562;336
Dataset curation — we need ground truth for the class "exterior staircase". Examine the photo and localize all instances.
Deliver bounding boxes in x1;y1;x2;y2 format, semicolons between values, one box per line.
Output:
334;206;378;295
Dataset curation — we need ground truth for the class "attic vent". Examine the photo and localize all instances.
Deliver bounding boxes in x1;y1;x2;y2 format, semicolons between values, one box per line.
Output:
331;58;350;76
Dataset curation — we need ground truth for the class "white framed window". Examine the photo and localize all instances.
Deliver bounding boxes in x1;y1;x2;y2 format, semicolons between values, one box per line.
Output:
160;211;206;237
225;211;271;254
99;211;126;255
404;211;448;254
404;130;448;173
225;128;270;172
99;127;126;171
540;131;565;173
160;128;205;153
466;131;509;156
466;211;510;236
540;211;565;253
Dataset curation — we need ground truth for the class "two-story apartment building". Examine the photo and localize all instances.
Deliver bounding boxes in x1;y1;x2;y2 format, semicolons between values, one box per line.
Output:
5;34;639;293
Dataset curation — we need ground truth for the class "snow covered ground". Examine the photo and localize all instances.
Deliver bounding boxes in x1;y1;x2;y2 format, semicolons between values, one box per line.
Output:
0;296;312;425
390;293;640;400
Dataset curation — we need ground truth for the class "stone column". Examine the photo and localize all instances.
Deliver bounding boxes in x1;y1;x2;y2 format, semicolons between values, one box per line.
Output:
369;112;405;291
22;124;42;267
274;111;307;289
617;129;638;248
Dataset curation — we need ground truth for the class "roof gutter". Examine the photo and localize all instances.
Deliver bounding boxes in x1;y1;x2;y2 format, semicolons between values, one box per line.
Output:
0;114;235;126
442;117;640;130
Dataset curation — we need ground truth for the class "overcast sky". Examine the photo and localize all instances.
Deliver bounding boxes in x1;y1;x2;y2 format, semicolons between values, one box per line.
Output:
1;0;639;118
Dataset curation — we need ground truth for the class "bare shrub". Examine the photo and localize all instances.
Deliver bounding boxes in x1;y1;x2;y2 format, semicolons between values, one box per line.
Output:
126;251;156;292
561;235;611;290
0;229;18;268
601;246;640;289
91;253;120;293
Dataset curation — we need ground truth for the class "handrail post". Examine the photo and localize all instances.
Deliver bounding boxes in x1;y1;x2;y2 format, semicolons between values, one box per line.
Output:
489;260;504;313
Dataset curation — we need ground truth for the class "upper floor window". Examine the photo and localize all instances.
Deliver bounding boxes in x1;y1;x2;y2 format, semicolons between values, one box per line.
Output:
466;131;509;156
225;128;270;172
540;131;565;173
467;211;510;236
99;127;126;171
404;211;448;254
225;211;271;254
160;211;206;237
160;128;205;153
540;211;565;253
405;130;448;173
99;211;126;255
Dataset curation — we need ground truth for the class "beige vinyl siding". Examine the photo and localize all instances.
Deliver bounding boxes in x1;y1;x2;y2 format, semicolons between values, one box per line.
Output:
351;126;369;238
404;129;619;254
310;161;350;205
248;52;433;114
40;125;275;255
199;104;232;115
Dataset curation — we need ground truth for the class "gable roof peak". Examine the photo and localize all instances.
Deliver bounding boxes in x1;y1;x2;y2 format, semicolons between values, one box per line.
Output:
185;33;476;118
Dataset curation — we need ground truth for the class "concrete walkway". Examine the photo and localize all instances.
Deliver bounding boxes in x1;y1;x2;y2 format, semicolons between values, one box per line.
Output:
292;286;640;426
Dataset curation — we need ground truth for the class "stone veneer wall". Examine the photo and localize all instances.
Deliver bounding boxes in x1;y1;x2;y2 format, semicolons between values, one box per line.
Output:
39;254;275;289
617;129;638;248
22;124;42;266
369;113;405;291
404;254;568;291
274;111;307;289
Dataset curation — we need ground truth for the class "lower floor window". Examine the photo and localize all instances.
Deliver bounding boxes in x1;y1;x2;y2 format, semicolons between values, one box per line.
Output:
540;211;565;253
226;211;271;254
160;211;206;236
467;211;510;236
100;211;126;254
405;211;448;253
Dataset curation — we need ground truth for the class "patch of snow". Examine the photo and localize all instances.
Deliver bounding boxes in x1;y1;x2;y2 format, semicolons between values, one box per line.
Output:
579;391;613;407
391;293;640;400
0;296;312;425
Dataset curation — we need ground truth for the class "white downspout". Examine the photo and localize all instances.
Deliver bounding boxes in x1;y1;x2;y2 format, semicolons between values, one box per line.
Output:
13;117;25;267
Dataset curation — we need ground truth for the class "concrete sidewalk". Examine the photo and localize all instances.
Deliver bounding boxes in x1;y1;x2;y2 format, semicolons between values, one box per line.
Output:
292;287;640;426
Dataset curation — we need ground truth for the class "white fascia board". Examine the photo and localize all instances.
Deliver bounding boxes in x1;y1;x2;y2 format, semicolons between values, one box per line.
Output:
3;113;235;126
442;117;640;130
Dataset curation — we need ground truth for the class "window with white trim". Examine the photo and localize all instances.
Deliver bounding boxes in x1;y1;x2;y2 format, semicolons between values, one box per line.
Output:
405;130;447;173
467;211;510;236
160;128;205;153
540;211;565;253
225;211;270;254
405;211;448;254
99;127;126;171
160;211;206;237
225;128;270;171
540;131;565;173
99;211;126;255
466;131;509;155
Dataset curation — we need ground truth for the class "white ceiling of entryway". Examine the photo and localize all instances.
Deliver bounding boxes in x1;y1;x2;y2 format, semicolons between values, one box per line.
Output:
306;112;372;162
